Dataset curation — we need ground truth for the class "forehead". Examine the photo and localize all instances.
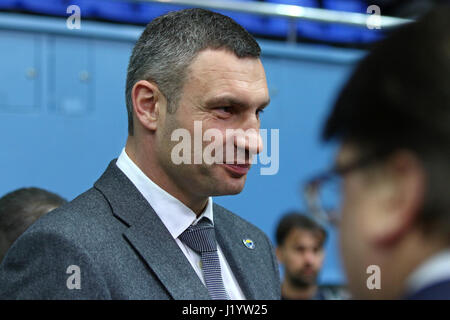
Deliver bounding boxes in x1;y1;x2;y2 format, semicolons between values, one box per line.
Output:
286;228;322;247
185;49;268;103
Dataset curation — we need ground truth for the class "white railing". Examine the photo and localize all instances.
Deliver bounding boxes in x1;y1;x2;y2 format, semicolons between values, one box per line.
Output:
141;0;413;42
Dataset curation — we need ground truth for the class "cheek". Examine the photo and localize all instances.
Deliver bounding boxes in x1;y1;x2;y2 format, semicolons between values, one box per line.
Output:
341;189;378;242
340;176;374;237
286;252;304;268
340;183;379;291
316;253;325;266
158;123;180;160
340;186;368;260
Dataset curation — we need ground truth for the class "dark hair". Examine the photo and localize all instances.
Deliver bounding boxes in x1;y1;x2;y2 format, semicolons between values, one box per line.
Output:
125;8;261;135
276;212;327;247
0;187;67;262
322;6;450;237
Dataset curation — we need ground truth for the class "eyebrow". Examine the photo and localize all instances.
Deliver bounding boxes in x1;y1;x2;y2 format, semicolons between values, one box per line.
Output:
205;95;270;110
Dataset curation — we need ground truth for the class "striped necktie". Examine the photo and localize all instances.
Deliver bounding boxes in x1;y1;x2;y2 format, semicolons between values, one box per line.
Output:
179;218;229;300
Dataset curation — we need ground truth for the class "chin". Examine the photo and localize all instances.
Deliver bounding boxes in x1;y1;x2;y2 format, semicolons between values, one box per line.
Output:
208;170;247;195
216;186;245;196
211;180;246;196
226;187;244;195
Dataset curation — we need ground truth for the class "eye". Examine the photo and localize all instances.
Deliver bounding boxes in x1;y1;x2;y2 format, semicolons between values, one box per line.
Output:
217;106;232;113
214;106;233;117
256;108;265;117
295;246;305;253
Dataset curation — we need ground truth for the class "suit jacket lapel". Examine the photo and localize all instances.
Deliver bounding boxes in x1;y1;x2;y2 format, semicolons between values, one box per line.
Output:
214;204;262;300
94;160;210;300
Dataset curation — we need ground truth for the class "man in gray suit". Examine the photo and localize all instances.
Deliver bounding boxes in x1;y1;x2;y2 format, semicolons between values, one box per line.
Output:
0;9;280;299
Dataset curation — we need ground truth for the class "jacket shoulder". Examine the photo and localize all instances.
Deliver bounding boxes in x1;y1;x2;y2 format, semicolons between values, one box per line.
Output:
28;187;116;238
213;203;267;237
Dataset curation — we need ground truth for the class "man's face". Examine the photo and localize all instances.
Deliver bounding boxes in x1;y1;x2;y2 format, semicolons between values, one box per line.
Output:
277;228;325;287
155;49;270;199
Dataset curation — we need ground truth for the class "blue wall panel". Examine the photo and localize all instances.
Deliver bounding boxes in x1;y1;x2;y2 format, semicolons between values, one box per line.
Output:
0;29;41;111
0;12;365;285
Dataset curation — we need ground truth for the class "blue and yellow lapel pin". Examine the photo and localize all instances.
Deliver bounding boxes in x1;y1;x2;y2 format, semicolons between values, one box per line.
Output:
242;238;255;249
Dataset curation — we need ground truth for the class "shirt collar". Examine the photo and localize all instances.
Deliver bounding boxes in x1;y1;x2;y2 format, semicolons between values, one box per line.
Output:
405;249;450;294
115;148;214;239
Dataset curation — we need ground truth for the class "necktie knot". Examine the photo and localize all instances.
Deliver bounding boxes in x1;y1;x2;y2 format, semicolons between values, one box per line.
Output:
179;218;217;253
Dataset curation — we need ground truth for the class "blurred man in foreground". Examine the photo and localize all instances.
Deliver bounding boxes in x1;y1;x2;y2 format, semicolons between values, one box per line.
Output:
306;7;450;299
0;187;67;262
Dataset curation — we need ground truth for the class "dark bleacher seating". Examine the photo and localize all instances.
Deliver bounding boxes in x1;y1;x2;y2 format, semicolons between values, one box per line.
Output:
17;0;69;16
212;0;266;36
0;0;384;45
323;0;383;43
264;0;324;39
0;0;18;10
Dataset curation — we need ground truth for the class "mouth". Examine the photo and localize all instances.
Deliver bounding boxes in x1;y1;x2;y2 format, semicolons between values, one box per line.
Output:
222;163;251;177
301;268;316;277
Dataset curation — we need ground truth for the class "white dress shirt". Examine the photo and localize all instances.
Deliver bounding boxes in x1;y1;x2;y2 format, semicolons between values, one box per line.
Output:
405;249;450;295
116;148;246;300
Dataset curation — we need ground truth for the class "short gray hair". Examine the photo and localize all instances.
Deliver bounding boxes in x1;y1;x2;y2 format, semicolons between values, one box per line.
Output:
125;8;261;135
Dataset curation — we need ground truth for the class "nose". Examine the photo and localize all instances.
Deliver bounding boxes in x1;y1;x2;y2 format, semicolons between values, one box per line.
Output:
233;129;263;156
303;250;318;265
239;112;264;154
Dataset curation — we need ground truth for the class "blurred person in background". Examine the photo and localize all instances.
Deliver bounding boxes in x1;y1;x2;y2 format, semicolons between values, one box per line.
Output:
276;212;347;299
305;6;450;299
0;187;67;263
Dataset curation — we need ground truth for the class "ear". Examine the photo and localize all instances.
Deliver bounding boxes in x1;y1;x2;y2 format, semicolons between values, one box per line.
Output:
131;80;166;132
371;151;426;248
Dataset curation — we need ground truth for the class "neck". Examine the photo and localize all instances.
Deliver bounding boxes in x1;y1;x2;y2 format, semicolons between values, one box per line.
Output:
125;137;208;216
281;279;318;300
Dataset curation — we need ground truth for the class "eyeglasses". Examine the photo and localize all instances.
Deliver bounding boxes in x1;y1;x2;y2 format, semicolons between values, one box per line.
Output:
303;151;388;227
